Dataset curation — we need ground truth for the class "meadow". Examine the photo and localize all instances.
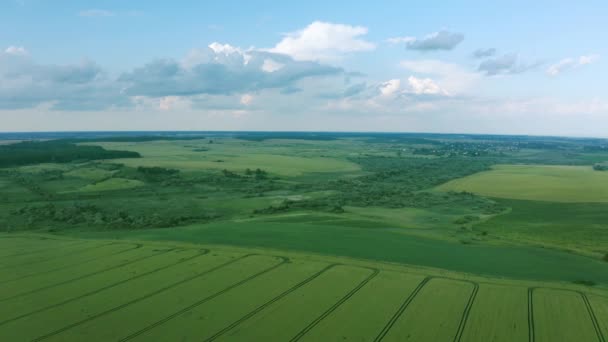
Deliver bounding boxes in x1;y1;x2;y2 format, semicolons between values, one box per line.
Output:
1;132;608;341
436;164;608;202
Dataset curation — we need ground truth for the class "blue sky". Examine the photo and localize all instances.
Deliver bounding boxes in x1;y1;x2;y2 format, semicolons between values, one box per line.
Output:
1;1;607;136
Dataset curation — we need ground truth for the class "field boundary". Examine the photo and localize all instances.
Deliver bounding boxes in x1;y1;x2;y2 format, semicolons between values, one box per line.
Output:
290;267;380;341
118;256;290;341
32;253;275;341
203;263;341;342
0;242;143;284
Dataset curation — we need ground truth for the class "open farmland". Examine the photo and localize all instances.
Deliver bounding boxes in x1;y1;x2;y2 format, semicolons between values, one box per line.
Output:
1;235;607;342
436;164;608;203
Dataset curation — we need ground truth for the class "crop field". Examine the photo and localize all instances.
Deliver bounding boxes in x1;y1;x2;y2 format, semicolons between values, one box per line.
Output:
436;164;608;203
83;140;362;177
1;235;607;342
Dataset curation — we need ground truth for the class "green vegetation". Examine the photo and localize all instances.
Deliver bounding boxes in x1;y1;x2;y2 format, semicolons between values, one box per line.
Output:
1;131;608;340
0;140;140;167
1;236;606;341
437;164;608;202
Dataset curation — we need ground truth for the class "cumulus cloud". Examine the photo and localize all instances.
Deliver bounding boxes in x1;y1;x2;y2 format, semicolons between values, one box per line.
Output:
261;59;284;72
379;79;401;97
0;49;123;110
400;59;479;94
119;46;342;98
407;76;447;95
5;46;28;56
472;48;496;58
240;94;254;105
546;54;599;76
478;54;541;76
268;21;375;62
393;30;464;51
79;9;115;17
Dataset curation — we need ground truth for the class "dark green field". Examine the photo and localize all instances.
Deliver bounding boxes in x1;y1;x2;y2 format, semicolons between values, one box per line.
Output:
1;132;608;341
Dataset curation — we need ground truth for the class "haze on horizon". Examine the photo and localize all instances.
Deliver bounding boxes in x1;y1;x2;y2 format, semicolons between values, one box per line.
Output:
1;1;607;137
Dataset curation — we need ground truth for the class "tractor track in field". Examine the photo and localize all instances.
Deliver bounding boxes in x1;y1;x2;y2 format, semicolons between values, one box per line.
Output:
290;267;380;342
373;276;432;342
374;276;480;342
0;248;200;327
528;288;535;342
453;280;479;342
0;240;92;264
118;256;290;342
0;243;143;284
581;293;606;342
528;287;605;342
203;263;342;342
32;253;275;342
0;241;124;271
0;244;146;302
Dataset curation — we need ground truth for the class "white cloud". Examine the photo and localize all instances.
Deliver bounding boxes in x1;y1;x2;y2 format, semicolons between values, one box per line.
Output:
261;59;284;72
4;46;28;56
547;54;600;76
79;9;115;17
379;79;401;97
386;36;415;44
208;42;242;55
268;21;375;62
478;54;542;76
399;59;480;94
240;94;254;105
407;76;446;95
399;31;464;51
159;96;178;110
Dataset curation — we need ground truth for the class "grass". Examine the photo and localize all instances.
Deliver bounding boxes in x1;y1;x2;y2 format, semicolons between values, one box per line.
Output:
436;164;608;202
1;235;608;341
532;288;600;342
129;259;329;341
0;248;242;341
86;140;361;177
49;255;283;341
380;278;475;341
214;265;374;341
588;295;608;338
299;271;426;342
76;178;144;192
3;133;608;341
67;220;608;284
461;284;528;342
474;199;608;256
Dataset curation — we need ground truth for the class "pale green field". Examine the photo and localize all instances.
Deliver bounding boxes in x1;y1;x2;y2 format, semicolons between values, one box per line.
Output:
76;178;144;192
83;140;361;177
1;235;607;342
436;164;608;202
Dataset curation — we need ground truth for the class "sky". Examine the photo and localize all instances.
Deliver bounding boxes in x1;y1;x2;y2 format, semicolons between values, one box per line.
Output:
1;0;607;136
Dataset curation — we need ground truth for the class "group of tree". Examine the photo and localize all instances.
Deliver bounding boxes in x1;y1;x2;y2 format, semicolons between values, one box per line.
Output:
0;141;140;168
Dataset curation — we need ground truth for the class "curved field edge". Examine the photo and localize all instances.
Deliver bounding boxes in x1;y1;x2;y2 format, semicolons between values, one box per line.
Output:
3;233;607;296
53;220;608;285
